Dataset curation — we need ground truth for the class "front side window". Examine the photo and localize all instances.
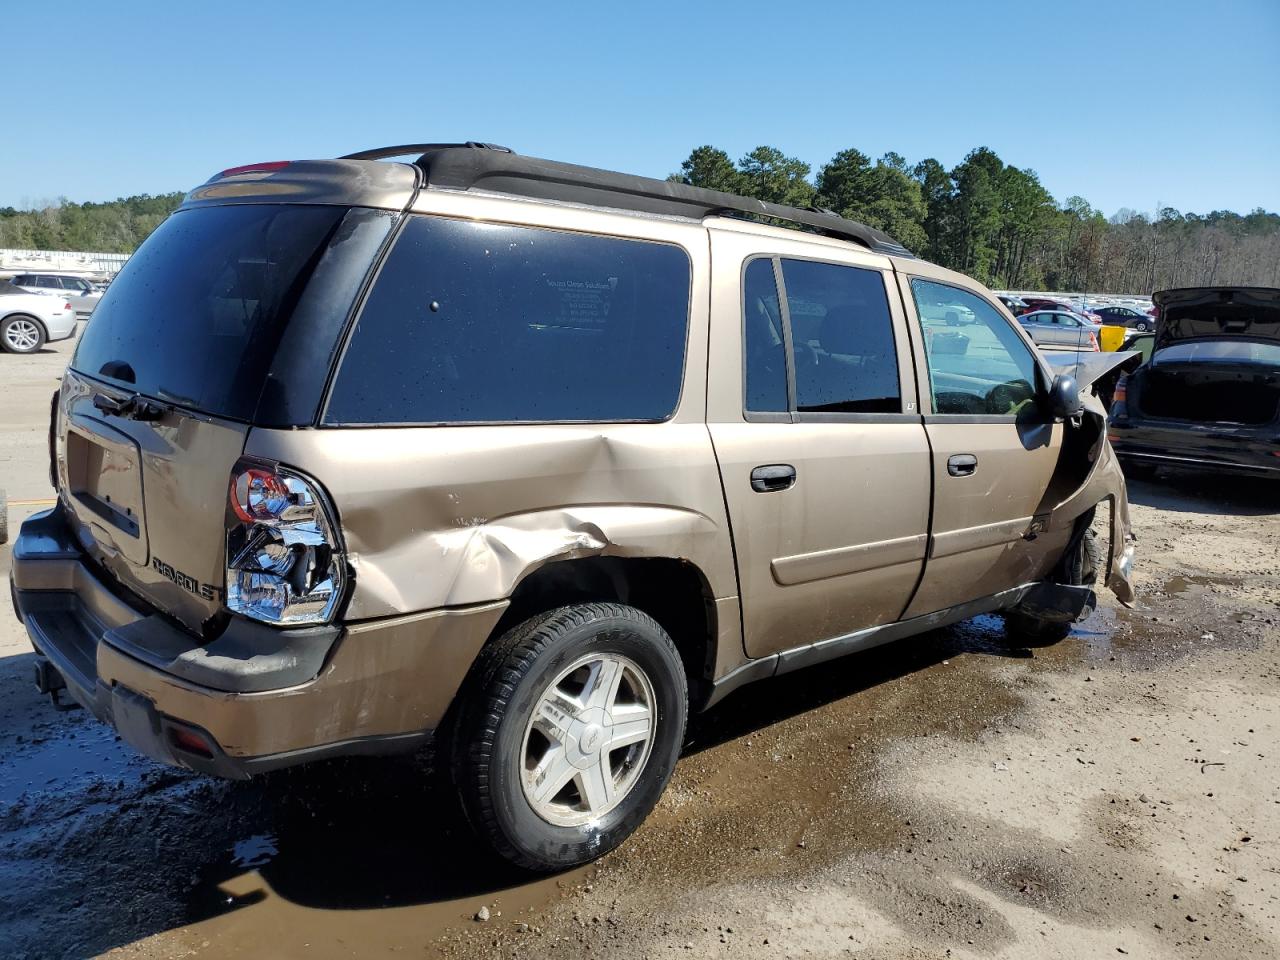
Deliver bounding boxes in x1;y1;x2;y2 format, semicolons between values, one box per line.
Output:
911;278;1041;417
325;216;692;425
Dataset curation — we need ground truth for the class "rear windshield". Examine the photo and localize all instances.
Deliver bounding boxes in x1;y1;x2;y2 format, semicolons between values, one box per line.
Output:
1154;341;1280;365
71;204;349;421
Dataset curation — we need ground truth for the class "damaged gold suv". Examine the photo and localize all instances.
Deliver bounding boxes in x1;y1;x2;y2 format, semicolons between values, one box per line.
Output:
11;143;1136;870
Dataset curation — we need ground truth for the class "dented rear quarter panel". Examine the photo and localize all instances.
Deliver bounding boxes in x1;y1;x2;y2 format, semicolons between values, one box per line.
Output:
243;423;737;621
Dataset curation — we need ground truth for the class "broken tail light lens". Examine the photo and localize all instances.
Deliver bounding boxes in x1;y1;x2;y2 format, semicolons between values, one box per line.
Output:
226;460;347;625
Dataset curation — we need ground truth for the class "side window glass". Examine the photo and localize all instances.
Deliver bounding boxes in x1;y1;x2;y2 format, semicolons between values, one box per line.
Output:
743;258;788;413
326;215;692;425
780;259;900;414
910;279;1041;417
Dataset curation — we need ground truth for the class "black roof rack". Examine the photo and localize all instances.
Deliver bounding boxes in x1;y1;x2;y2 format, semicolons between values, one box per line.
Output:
343;143;913;257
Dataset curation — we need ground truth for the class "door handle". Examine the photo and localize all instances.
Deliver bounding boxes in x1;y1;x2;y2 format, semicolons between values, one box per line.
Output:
750;464;797;493
947;454;978;477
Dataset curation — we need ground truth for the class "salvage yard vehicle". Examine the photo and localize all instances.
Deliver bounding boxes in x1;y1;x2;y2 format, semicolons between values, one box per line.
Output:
0;285;77;354
10;143;1136;871
1109;286;1280;479
1018;309;1101;351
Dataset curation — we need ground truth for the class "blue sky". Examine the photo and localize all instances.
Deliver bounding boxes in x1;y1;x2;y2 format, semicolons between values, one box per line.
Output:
4;0;1277;216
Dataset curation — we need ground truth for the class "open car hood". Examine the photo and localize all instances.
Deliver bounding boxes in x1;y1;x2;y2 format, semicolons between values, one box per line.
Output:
1152;287;1280;351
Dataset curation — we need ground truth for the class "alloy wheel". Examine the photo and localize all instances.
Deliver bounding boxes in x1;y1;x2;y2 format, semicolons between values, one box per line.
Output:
521;652;656;826
4;319;40;352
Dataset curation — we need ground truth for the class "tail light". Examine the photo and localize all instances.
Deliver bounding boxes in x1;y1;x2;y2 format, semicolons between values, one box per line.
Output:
1088;331;1100;352
225;460;347;625
64;301;72;311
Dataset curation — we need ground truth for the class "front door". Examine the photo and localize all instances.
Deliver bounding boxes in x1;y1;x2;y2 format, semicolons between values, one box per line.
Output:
899;274;1070;618
707;225;932;658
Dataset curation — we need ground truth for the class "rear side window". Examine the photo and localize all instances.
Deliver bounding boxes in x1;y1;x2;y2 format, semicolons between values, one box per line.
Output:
780;259;900;413
325;216;692;425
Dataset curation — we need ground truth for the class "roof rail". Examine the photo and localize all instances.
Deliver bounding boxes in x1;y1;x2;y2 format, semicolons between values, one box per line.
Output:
343;143;913;257
340;142;513;161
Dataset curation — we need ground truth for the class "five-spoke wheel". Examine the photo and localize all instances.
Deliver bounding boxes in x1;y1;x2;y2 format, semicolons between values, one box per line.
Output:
452;603;687;871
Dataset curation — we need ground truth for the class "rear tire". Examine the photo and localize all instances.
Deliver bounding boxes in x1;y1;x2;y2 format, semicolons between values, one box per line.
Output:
1004;527;1103;646
451;603;688;871
1;315;46;354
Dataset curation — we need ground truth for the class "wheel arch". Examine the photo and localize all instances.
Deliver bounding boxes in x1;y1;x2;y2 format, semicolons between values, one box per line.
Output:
487;555;719;704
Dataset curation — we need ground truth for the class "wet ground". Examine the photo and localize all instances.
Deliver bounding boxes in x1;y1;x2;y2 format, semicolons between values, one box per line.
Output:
2;340;1277;959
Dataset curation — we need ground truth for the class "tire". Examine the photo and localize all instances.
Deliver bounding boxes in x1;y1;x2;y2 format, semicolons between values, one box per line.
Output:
1;315;47;354
1004;528;1103;646
1134;321;1149;332
451;603;688;871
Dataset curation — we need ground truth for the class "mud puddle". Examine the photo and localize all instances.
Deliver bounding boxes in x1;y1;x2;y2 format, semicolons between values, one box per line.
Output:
0;651;587;960
2;564;1270;959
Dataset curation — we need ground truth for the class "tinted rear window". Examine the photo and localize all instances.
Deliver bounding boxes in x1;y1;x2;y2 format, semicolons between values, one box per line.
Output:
325;215;692;425
71;204;348;420
1154;341;1280;365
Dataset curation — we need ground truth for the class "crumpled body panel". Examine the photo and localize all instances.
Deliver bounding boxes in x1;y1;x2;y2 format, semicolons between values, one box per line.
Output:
244;424;738;621
1046;389;1137;605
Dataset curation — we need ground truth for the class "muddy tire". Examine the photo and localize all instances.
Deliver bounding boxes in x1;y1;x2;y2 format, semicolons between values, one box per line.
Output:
1004;528;1104;646
451;603;687;871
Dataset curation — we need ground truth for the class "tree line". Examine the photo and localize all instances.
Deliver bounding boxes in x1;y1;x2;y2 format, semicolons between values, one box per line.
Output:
670;145;1280;292
0;193;185;255
4;147;1278;294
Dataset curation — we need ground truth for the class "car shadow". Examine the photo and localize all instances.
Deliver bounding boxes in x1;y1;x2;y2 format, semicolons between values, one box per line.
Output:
0;612;1044;958
1124;471;1278;516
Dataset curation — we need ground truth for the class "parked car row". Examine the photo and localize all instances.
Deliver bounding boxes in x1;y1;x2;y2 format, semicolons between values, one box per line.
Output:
6;271;104;319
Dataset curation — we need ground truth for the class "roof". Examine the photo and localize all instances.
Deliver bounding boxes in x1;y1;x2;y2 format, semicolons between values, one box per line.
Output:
341;142;914;258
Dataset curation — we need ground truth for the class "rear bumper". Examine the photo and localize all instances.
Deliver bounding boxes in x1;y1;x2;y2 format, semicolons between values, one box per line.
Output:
10;505;507;778
45;313;77;341
1108;419;1280;477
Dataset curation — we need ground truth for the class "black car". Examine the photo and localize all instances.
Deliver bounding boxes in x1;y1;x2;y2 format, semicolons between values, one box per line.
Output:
1108;287;1280;479
1094;305;1154;331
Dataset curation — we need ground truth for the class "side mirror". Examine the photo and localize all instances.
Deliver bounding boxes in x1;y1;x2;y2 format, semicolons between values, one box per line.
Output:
1047;374;1083;420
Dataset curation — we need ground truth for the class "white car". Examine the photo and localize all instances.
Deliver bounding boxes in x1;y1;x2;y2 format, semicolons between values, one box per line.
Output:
0;288;77;354
10;272;103;318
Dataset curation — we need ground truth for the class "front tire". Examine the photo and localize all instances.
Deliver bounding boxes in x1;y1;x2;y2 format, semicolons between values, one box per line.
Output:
452;603;688;871
1;315;46;354
1004;527;1103;646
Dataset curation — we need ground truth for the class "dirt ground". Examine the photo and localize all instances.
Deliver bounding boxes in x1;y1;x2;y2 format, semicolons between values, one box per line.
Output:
1;337;1277;960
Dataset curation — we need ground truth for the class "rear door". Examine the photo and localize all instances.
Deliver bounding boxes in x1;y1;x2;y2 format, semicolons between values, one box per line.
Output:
707;225;931;657
898;273;1069;618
